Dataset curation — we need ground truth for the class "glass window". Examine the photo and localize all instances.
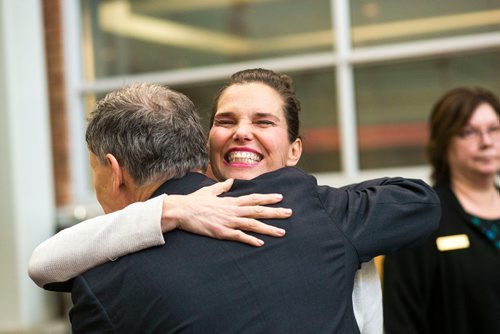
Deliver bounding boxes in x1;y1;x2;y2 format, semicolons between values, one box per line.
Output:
294;68;340;173
354;50;500;169
351;0;500;47
76;0;500;182
81;0;333;79
175;68;340;174
83;68;339;175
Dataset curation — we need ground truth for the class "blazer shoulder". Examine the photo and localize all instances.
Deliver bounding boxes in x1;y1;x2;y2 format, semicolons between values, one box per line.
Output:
70;276;115;333
272;167;317;184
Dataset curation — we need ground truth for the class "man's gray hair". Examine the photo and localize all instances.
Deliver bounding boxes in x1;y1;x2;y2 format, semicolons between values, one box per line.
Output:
86;83;208;186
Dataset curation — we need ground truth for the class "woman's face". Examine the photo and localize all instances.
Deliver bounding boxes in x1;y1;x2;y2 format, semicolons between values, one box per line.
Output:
447;102;500;180
208;82;302;181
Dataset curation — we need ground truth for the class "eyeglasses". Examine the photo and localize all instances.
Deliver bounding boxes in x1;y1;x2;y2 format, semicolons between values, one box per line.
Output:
457;125;500;143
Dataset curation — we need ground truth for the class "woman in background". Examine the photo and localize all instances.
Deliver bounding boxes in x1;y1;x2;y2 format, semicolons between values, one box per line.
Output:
383;87;500;334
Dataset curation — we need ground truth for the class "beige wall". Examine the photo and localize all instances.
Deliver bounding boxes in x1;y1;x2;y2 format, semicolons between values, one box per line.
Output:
0;0;59;331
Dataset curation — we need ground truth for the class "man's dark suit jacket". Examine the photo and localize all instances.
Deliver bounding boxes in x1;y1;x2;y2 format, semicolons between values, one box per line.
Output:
70;167;440;334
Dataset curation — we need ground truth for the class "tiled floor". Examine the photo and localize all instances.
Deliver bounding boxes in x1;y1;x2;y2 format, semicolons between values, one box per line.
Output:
0;319;69;334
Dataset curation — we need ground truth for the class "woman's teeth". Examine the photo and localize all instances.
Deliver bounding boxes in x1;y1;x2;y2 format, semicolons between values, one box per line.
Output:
226;151;261;164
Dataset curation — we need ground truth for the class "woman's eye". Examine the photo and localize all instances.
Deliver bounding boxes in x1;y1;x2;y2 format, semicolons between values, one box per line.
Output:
460;129;476;138
255;120;275;126
488;125;500;134
213;119;234;126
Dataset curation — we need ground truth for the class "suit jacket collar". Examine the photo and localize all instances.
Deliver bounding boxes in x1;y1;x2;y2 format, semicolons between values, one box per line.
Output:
150;172;215;198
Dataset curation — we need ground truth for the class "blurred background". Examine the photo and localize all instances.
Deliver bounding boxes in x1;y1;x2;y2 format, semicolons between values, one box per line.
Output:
1;0;500;332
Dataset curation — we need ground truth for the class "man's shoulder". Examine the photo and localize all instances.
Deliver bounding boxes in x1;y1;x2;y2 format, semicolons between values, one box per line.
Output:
239;167;316;189
153;172;215;197
226;168;321;207
261;166;312;180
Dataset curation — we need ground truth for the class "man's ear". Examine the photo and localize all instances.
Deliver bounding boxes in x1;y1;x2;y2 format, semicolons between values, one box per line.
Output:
286;138;302;166
105;153;123;192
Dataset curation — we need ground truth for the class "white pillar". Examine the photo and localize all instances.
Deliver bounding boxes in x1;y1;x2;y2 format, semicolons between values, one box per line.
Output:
333;0;359;177
0;0;58;330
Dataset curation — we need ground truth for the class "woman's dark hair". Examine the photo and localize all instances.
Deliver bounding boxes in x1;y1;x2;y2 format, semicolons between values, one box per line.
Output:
211;68;301;142
427;86;500;184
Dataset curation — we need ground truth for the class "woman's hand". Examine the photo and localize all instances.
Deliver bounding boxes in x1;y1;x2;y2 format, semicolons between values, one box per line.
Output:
161;179;291;247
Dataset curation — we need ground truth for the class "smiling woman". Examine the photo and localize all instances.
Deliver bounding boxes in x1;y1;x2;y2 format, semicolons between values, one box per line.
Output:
209;81;302;181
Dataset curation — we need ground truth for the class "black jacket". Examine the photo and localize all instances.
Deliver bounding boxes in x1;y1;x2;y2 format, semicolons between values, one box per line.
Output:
70;167;440;334
383;182;500;334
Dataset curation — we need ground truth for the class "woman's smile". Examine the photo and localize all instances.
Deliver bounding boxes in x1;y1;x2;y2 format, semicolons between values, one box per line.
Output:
224;147;263;166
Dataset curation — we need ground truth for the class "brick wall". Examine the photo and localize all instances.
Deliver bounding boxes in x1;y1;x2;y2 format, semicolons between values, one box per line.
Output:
42;0;71;207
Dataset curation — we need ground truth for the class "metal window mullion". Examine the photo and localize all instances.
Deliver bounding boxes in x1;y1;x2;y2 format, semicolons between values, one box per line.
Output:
78;30;500;95
350;31;500;65
78;52;338;95
333;0;359;177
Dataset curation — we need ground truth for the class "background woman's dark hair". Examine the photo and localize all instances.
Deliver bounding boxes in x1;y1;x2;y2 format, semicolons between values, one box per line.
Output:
211;68;301;143
427;86;500;184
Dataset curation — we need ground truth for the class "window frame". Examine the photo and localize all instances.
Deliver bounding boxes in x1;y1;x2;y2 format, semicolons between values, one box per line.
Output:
62;0;500;202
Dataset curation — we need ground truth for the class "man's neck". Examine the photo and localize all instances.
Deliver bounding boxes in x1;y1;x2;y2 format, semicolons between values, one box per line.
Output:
130;180;168;202
127;169;206;204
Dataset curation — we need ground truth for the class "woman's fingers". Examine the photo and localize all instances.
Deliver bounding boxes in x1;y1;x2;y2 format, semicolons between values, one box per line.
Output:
210;219;285;247
206;218;286;247
193;181;286;206
230;217;286;236
193;179;234;196
165;183;293;247
233;205;292;219
219;228;265;247
228;193;285;206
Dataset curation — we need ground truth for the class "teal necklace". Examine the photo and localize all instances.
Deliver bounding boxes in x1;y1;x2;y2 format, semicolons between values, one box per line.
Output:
470;216;500;250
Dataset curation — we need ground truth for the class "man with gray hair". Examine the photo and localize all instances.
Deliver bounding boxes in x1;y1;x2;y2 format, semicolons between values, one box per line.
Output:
70;83;291;332
84;82;209;214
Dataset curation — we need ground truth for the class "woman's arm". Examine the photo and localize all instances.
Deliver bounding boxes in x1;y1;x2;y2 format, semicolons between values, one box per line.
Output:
29;194;165;289
29;179;290;289
317;177;441;261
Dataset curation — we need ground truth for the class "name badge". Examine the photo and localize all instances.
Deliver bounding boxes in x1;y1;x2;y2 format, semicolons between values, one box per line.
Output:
436;234;470;252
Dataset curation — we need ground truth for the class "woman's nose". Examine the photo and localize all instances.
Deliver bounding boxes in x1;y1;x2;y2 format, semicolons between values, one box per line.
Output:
233;123;253;141
479;130;495;146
